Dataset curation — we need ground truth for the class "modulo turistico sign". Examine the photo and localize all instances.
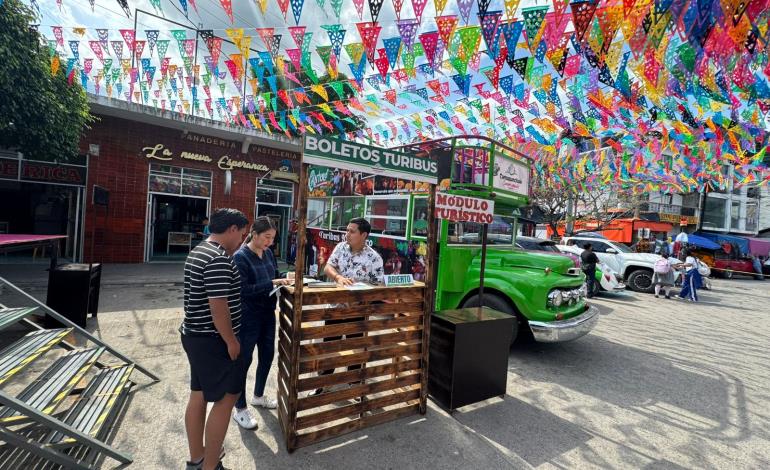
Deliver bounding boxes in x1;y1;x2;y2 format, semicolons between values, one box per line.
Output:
435;192;495;224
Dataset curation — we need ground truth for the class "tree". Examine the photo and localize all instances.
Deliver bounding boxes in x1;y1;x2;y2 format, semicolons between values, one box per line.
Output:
528;169;644;237
0;0;92;163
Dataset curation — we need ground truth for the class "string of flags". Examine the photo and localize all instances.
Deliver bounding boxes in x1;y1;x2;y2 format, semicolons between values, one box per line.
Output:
31;0;770;191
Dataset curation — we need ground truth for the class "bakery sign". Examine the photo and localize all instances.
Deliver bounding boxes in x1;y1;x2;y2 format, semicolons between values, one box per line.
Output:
141;143;270;173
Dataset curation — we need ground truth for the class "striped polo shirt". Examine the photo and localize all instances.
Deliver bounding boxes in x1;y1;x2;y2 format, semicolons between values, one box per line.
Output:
181;240;241;336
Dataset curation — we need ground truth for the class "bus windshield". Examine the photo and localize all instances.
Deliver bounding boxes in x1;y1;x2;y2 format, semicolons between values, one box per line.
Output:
446;215;516;245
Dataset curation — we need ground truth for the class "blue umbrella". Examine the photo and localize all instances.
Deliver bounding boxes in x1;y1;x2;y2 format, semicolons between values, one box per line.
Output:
688;234;723;251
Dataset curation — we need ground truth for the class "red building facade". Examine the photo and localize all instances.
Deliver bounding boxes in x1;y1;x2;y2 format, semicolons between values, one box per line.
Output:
80;100;300;263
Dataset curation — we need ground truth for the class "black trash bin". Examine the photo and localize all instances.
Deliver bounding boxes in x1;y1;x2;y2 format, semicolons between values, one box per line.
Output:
46;263;102;328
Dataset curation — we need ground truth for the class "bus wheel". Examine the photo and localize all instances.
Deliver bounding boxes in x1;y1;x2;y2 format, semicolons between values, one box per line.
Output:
461;294;521;345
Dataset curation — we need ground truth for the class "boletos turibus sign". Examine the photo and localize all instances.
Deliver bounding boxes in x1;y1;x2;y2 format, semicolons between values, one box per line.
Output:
302;135;438;183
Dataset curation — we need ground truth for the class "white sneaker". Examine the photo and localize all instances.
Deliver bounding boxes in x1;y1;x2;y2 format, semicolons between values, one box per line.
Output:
250;395;278;409
232;408;258;430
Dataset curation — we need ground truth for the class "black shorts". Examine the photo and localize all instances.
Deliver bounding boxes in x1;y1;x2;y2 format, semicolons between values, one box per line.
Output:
181;334;245;403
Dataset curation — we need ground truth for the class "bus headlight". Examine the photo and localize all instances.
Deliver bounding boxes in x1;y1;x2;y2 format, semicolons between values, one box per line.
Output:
547;290;563;308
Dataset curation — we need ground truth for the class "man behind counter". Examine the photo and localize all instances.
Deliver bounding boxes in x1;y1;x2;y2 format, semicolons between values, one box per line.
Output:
324;217;384;286
311;218;384;396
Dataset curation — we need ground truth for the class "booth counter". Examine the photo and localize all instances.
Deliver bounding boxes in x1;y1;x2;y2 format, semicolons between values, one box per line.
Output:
277;282;430;451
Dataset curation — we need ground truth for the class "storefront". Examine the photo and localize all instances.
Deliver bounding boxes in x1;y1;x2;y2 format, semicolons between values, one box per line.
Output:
81;98;300;263
0;152;87;262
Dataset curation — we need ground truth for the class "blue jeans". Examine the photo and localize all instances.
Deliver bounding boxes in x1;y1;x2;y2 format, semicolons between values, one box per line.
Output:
235;315;276;409
678;270;699;301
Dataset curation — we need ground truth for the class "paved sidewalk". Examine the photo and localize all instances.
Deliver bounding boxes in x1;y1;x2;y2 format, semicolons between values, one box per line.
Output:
70;278;770;468
0;261;292;289
3;274;769;468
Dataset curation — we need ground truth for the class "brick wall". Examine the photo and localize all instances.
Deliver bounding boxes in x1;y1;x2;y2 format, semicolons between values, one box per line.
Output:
80;114;298;263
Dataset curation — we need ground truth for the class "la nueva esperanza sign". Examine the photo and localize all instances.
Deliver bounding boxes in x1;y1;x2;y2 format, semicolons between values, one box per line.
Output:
303;136;438;184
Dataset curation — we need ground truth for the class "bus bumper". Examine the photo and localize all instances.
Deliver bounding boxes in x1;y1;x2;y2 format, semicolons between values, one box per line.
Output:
528;304;599;343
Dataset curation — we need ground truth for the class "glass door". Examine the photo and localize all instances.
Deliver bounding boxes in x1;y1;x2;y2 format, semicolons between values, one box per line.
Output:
255;179;294;260
146;164;212;261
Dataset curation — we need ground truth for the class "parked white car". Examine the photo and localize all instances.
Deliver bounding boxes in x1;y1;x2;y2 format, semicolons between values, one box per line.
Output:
559;236;679;293
557;244;626;295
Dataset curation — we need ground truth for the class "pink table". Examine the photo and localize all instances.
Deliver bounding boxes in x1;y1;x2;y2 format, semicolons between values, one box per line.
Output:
0;234;67;270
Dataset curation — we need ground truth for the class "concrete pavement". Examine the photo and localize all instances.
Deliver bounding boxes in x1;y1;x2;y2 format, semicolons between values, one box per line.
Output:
3;265;768;468
0;261;291;290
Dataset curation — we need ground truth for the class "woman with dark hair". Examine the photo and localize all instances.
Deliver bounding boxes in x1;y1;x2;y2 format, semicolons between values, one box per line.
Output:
231;217;291;430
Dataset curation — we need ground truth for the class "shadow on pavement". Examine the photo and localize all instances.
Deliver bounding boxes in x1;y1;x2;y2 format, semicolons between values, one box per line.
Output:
454;396;592;466
508;336;751;444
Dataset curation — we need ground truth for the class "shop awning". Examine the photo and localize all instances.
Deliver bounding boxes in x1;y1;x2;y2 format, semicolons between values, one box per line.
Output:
631;220;674;233
746;237;770;256
695;232;750;256
686;234;721;251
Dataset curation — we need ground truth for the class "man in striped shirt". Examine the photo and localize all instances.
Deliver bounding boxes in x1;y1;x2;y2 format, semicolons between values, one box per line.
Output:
181;208;249;470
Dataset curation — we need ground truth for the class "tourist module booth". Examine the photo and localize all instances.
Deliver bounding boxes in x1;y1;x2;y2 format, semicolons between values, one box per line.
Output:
278;135;529;450
277;136;439;452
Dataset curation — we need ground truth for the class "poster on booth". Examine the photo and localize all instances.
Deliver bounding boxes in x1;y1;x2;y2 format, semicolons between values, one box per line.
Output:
435;193;495;224
492;155;530;196
307;165;430;197
305;228;428;282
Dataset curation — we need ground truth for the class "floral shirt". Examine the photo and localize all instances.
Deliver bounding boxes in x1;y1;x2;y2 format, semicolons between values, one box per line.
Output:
327;242;384;285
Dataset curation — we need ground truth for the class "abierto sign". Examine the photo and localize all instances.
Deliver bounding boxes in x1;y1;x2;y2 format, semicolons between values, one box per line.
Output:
303;135;438;183
436;193;495;224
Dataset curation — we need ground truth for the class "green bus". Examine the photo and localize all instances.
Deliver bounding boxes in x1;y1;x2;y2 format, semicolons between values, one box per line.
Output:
304;136;598;343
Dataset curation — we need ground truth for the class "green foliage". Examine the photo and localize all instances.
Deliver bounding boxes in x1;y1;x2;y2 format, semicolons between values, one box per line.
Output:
0;0;92;162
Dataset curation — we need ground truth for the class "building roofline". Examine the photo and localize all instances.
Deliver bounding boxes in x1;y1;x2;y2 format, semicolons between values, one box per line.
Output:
87;94;301;153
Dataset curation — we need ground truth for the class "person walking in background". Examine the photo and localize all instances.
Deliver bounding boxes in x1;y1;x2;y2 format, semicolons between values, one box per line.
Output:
653;253;679;299
231;217;292;430
674;229;689;258
181;208;249;470
580;243;599;298
654;234;670;256
678;249;702;302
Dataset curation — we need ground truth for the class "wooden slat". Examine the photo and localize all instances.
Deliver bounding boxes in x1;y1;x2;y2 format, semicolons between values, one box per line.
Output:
279;310;292;333
298;358;421;392
278;339;291;366
294;404;420;449
300;286;424;305
301;314;423;341
300;329;422;357
297;372;421;412
300;301;424;322
296;388;420;430
277;392;289;430
284;160;310;452
420;184;437;414
279;297;294;316
299;343;422;375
